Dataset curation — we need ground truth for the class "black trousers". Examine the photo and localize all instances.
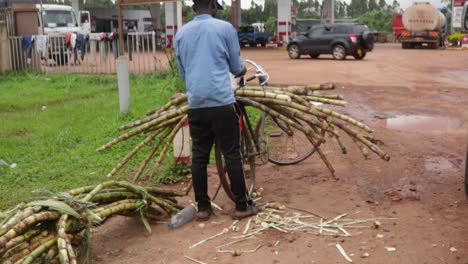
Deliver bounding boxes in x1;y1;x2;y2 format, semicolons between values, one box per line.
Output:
188;104;249;211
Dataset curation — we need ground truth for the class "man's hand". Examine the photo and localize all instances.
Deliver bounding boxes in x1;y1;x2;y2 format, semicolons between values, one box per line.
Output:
234;66;247;78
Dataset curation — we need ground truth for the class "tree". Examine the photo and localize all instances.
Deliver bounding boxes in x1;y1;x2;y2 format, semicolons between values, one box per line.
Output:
368;0;379;11
84;0;114;8
391;0;400;11
265;16;276;33
378;0;387;10
358;10;393;32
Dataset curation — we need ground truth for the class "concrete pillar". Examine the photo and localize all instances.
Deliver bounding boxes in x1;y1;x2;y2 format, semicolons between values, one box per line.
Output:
231;0;241;29
71;0;84;13
277;0;292;46
149;3;162;33
321;0;334;24
165;1;182;48
117;57;130;114
0;20;9;72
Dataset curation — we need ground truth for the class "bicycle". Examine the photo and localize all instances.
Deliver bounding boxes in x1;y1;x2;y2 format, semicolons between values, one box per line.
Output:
211;60;324;202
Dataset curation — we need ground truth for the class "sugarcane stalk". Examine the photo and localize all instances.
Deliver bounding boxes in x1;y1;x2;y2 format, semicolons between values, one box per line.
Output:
44;245;58;262
235;90;292;102
133;127;174;182
65;235;77;264
95;202;141;219
57;214;69;264
17;237;56;264
236;98;323;141
91;199;138;215
67;185;95;196
143;114;184;133
90;191;140;203
146;187;185;197
5;235;54;264
1;229;41;255
0;211;60;248
0;206;42;237
305;135;336;177
29;231;49;244
305;96;348;106
146;94;188;116
119;103;188;131
247;97;328;120
147;195;179;215
302;83;335;91
81;181;117;202
327;123;347;154
0;241;29;261
106;129;163;178
314;106;373;133
352;136;370;159
152;115;189;171
333;122;390;161
310;92;344;100
96;105;188;152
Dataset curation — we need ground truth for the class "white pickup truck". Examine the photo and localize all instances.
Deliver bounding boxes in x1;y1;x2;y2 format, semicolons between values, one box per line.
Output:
38;4;90;35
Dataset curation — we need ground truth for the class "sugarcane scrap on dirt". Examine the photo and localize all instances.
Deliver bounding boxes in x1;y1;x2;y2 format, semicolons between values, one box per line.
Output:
0;181;184;264
97;83;390;182
186;203;397;262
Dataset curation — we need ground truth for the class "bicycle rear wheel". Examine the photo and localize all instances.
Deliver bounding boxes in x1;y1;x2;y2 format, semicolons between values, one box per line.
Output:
263;113;321;166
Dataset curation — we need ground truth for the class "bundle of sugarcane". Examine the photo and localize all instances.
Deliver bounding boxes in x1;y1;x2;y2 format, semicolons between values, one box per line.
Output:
0;181;185;264
97;83;390;180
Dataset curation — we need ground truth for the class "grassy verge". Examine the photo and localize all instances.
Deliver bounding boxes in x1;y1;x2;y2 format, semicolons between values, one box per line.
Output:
0;72;184;208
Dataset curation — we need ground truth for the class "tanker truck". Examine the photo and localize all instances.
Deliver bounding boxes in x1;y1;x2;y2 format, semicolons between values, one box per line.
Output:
398;2;447;49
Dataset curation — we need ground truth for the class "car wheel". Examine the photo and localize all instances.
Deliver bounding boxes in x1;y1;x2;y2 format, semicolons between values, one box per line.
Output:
288;44;301;59
309;53;320;59
353;49;366;60
332;45;346;60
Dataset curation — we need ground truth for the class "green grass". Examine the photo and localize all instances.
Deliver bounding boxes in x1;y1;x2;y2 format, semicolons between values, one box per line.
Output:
0;72;184;208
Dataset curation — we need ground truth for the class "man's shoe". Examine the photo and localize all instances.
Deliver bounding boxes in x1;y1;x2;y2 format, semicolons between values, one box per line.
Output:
231;204;261;220
196;208;212;221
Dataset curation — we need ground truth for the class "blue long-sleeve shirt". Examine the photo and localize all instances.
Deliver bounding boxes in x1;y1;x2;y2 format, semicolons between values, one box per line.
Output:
175;14;245;109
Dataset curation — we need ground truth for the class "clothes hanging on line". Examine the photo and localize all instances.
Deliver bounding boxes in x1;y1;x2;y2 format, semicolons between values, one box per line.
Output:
21;36;35;64
34;35;48;60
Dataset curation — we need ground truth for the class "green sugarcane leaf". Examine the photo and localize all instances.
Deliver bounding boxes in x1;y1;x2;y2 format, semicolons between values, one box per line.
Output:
140;211;152;234
27;200;80;219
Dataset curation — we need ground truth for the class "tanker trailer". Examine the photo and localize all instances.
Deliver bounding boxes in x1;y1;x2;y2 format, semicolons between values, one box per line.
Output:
400;2;446;49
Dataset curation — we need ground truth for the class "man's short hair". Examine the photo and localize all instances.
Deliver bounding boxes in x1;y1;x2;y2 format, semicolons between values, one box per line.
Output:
193;0;223;10
193;0;211;9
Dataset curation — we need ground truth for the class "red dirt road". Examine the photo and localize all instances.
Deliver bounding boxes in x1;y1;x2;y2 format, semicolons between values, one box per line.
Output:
92;44;468;264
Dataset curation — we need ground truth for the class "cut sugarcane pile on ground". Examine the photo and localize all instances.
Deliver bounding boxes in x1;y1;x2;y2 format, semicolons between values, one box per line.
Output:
188;203;396;259
0;181;185;264
97;83;390;180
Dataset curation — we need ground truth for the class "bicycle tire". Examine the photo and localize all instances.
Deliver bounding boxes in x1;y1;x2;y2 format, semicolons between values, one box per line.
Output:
263;112;322;166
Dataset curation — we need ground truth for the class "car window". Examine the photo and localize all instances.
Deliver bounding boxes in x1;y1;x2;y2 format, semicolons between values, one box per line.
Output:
353;25;370;33
309;27;323;37
335;25;349;34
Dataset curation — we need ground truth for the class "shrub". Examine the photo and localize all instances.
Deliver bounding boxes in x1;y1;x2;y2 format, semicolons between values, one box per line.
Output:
448;32;468;46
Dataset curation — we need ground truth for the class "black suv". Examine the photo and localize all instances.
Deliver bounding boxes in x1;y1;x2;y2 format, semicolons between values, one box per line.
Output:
287;24;374;60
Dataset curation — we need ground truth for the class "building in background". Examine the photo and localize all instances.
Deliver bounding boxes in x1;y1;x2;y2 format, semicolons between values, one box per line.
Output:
88;8;153;33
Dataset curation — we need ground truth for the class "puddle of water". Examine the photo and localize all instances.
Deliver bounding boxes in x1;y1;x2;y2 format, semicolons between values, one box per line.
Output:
424;156;457;172
374;115;462;132
437;69;468;84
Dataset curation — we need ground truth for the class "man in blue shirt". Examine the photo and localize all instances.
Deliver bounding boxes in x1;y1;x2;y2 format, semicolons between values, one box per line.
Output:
175;0;260;221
